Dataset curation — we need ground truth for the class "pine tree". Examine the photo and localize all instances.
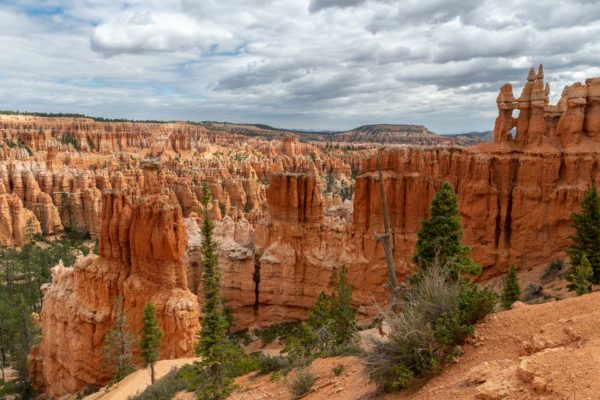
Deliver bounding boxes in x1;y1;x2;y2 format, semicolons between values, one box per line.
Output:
325;174;335;194
328;266;357;345
568;184;600;283
501;265;521;309
291;266;358;358
194;183;238;399
139;303;163;384
567;255;593;296
413;182;480;279
103;296;135;382
196;184;228;356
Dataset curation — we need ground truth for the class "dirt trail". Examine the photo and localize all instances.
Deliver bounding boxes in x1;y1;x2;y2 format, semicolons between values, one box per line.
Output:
83;357;200;400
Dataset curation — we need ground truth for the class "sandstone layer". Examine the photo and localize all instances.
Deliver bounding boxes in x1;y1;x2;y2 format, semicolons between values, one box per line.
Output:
29;191;199;398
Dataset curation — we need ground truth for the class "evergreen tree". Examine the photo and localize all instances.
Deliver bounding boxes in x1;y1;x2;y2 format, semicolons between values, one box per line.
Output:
196;184;228;356
288;266;358;360
326;266;356;345
501;265;521;309
139;303;163;384
325;174;335;194
103;296;135;382
194;183;239;399
413;182;480;279
567;255;593;296
568;184;600;283
8;296;38;398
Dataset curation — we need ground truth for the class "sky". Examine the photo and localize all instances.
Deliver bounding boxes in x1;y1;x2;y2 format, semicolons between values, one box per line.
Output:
1;1;600;133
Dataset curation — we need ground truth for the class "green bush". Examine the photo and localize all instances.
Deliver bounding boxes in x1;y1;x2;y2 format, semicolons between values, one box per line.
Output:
284;266;358;366
255;321;303;347
459;281;497;325
332;364;344;377
542;259;564;281
567;255;593;295
364;264;496;392
257;354;290;375
225;351;261;377
288;369;316;397
130;369;186;400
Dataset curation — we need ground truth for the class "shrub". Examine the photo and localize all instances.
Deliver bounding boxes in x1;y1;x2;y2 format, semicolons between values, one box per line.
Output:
364;263;496;392
542;259;564;281
501;266;521;309
225;352;261;377
332;364;344;377
288;369;316;397
130;369;186;400
257;354;290;375
567;255;593;295
284;266;358;365
270;371;281;382
255;321;303;347
522;283;545;303
459;281;497;325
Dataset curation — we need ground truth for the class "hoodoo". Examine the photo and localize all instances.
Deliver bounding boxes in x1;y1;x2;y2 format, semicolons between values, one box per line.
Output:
29;191;199;398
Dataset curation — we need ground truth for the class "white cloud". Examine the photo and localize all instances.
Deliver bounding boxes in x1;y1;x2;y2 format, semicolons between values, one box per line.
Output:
90;11;240;55
1;0;600;133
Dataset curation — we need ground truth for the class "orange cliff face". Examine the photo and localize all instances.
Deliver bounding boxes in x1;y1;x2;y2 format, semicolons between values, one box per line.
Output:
355;65;600;278
29;191;199;398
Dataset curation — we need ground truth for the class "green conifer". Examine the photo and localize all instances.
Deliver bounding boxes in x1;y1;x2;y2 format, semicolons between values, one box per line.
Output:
194;183;238;399
567;255;593;295
413;182;480;279
568;184;600;283
501;265;521;309
139;303;163;384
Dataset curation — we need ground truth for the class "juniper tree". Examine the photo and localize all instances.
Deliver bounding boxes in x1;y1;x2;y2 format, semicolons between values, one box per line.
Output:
413;182;480;280
139;303;163;384
568;184;600;283
501;265;521;309
103;296;135;382
567;255;593;296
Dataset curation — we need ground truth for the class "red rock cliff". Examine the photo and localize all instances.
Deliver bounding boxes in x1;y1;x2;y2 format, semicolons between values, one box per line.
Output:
30;191;199;398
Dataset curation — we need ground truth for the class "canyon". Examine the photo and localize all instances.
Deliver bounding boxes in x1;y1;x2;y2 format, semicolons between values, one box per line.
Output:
7;66;600;397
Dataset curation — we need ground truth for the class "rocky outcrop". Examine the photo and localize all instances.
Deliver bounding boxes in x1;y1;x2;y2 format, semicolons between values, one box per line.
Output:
254;173;359;324
354;66;600;279
30;191;199;398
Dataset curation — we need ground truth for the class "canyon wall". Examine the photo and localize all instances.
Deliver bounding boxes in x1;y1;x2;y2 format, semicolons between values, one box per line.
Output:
29;191;199;398
355;65;600;277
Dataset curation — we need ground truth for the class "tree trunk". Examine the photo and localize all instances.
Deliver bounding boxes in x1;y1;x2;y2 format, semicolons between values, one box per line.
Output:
150;363;155;384
374;154;398;290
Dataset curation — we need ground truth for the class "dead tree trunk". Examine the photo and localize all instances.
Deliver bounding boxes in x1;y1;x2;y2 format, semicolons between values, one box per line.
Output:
373;153;404;312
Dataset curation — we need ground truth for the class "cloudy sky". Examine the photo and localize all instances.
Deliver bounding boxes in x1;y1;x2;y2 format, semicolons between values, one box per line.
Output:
1;0;600;133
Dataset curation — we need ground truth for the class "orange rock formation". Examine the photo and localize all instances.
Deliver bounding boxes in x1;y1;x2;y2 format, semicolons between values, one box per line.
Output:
29;191;199;398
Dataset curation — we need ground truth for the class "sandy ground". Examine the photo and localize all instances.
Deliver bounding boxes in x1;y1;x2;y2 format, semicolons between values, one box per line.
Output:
83;357;200;400
219;291;600;400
